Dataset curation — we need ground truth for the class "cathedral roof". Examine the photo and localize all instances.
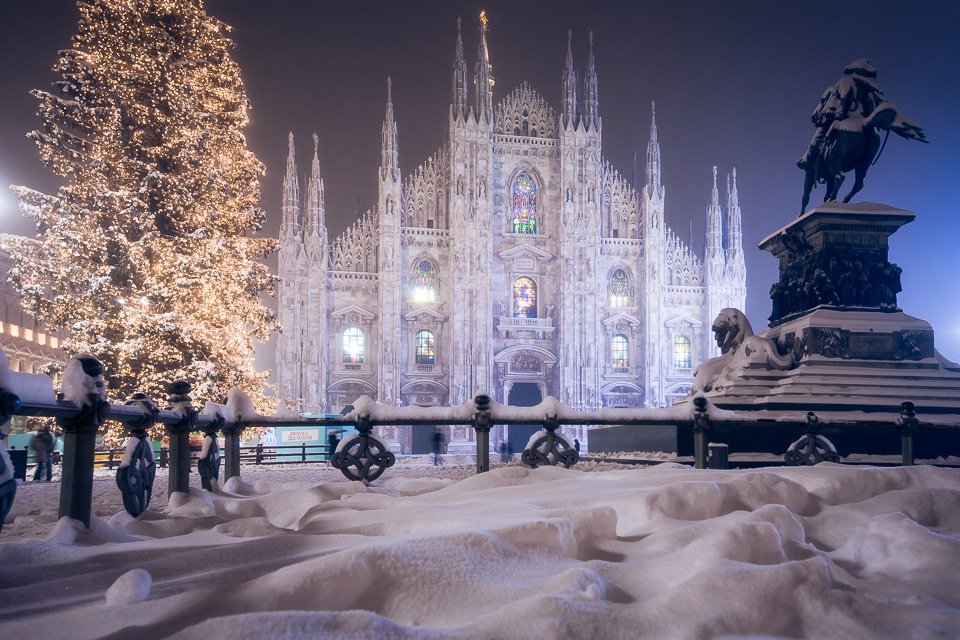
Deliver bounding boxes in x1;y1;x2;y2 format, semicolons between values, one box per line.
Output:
494;82;558;138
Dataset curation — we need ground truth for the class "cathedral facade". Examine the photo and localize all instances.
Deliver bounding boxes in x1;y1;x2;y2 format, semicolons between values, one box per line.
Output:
276;20;746;452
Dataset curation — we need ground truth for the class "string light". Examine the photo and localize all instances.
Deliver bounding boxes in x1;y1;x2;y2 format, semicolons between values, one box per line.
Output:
4;0;276;445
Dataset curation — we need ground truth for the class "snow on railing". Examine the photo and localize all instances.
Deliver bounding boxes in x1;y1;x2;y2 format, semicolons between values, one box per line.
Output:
0;351;953;535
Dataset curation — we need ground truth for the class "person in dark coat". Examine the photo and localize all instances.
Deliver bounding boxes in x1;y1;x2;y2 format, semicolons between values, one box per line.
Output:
574;438;581;453
30;426;54;482
431;429;444;466
327;430;342;465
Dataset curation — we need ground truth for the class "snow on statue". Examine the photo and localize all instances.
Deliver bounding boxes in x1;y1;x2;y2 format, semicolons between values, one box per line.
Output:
798;57;928;215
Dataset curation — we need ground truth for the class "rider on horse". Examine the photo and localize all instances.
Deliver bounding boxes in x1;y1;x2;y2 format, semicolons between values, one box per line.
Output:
798;58;927;215
798;58;885;175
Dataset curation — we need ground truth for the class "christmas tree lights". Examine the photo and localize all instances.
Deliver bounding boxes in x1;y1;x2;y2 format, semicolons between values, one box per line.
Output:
5;0;276;443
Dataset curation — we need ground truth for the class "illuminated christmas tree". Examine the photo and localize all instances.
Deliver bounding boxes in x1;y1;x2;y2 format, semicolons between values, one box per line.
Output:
6;0;276;440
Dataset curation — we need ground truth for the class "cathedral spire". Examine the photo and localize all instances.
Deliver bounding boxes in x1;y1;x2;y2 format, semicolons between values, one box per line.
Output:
381;77;399;183
561;29;577;129
305;132;326;237
581;31;599;131
281;132;300;237
451;17;468;120
705;166;725;280
725;167;745;274
474;10;493;123
645;101;662;192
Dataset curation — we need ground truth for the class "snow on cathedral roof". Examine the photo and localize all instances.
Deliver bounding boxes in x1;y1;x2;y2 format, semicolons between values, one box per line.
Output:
494;82;558;138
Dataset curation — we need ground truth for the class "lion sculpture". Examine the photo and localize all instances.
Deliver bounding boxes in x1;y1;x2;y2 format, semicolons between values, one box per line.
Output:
692;309;795;394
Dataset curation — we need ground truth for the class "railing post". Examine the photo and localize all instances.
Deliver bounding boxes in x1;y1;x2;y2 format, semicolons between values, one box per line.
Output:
222;423;243;481
692;397;710;470
57;356;109;528
472;394;492;474
165;380;195;495
897;401;919;466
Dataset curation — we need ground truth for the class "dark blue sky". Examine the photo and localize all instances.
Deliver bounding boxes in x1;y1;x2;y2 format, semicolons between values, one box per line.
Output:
1;0;958;360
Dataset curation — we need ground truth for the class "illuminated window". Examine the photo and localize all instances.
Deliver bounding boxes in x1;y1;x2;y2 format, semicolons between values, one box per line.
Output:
415;330;436;365
673;335;692;369
511;173;538;234
412;260;438;303
513;277;537;318
611;334;629;368
608;269;631;307
342;327;365;364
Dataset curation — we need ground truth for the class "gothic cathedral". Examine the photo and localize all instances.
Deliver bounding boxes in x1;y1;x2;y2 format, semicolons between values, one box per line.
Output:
276;18;746;452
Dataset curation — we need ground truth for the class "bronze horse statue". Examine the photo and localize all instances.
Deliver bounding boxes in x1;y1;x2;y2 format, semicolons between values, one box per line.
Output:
799;102;928;215
799;59;927;215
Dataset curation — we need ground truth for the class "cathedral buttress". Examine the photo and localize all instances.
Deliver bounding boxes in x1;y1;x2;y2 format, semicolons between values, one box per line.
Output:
278;133;306;410
378;78;403;406
642;105;667;406
303;133;329;412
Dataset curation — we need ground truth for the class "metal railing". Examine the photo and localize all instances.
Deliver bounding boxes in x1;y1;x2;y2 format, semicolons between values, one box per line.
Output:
1;357;957;533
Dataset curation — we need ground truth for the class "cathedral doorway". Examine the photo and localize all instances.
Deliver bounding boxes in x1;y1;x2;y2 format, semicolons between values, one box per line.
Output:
506;382;542;454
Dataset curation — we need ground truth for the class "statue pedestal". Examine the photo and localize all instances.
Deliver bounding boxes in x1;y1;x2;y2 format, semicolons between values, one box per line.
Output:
759;202;914;326
699;202;960;428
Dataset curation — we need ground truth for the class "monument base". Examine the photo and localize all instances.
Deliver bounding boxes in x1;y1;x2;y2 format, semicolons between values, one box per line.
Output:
699;308;960;421
690;203;960;425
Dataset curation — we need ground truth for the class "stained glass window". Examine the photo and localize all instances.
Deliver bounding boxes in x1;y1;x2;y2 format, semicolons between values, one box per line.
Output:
611;334;629;368
673;335;691;370
608;269;630;307
513;277;537;318
415;330;436;365
412;260;438;303
511;173;538;234
343;327;364;364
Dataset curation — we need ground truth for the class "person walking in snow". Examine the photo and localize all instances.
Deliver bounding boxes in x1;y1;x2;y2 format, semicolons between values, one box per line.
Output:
29;425;54;482
432;429;445;466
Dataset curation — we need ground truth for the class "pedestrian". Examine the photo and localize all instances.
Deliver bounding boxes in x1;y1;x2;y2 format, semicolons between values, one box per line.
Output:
29;425;54;482
327;430;342;465
574;438;581;453
498;440;510;463
432;429;444;466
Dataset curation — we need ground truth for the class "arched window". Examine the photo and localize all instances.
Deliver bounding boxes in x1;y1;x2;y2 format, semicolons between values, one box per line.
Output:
415;329;436;365
511;172;538;234
343;327;365;364
611;334;629;368
513;277;537;318
412;260;438;303
608;269;631;307
673;335;692;370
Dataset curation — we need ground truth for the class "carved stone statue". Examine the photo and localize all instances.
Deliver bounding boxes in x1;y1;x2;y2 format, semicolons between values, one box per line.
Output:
692;309;795;394
798;58;927;215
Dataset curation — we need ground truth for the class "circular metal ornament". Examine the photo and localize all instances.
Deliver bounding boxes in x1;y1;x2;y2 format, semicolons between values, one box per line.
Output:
116;437;156;517
784;434;839;466
521;430;579;469
331;434;396;482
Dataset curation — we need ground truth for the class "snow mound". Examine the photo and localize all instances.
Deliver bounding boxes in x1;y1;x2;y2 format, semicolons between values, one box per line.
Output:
105;568;152;605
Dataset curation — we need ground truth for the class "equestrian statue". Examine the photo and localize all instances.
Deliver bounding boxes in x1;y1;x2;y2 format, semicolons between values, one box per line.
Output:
798;58;927;216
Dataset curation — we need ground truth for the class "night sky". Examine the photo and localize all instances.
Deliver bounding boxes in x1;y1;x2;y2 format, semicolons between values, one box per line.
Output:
1;0;958;368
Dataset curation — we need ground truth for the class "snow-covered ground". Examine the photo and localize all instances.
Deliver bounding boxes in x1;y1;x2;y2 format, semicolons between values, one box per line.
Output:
2;457;958;639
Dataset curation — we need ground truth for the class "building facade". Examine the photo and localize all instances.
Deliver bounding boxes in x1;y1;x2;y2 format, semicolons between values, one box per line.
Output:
276;22;746;452
0;248;67;435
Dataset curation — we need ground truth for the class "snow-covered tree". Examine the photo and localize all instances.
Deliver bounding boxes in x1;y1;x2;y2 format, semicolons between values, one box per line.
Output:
5;0;276;441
